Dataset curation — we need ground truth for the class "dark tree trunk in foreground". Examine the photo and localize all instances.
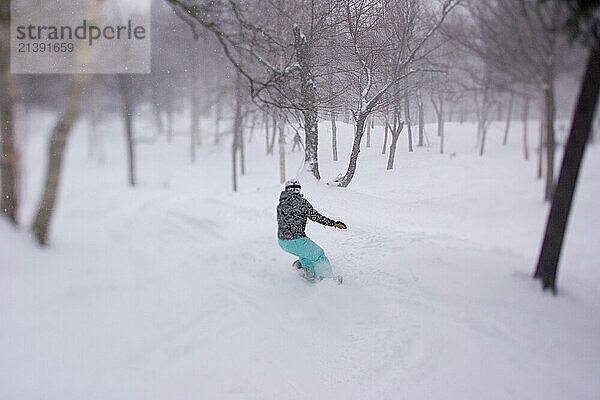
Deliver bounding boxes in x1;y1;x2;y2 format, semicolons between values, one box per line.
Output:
0;2;18;225
534;46;600;293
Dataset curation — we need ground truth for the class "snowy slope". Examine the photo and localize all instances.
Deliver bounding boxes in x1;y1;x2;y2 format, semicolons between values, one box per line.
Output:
1;113;599;399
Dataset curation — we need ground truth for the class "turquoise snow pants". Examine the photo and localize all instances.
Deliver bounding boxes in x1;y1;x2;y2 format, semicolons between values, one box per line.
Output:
278;237;334;278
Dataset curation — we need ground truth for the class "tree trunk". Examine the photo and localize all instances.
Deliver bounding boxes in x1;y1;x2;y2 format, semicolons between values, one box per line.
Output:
232;73;243;192
437;99;444;138
366;115;372;148
544;82;556;201
293;26;320;180
331;111;338;161
247;112;255;143
240;110;246;176
479;125;487;156
31;0;104;246
523;96;530;160
0;4;17;225
382;113;389;154
534;46;600;293
387;135;400;170
537;99;545;179
124;101;136;186
87;106;105;164
405;95;413;153
337;114;368;187
418;91;424;146
279;114;286;183
118;75;136;186
479;86;490;157
152;91;164;134
268;113;277;154
431;94;445;154
32;79;89;245
439;110;445;155
496;101;503;121
264;111;270;154
386;112;403;170
503;92;514;145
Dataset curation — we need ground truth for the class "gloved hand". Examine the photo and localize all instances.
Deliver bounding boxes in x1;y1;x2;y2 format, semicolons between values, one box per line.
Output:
334;221;347;229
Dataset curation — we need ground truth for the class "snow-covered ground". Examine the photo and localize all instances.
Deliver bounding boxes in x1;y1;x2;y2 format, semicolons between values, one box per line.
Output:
1;112;599;399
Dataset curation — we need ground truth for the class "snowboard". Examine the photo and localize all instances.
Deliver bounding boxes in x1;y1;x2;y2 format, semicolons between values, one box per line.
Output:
293;260;343;284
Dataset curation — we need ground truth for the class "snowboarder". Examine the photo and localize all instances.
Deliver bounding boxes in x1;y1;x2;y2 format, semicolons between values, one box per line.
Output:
277;179;347;281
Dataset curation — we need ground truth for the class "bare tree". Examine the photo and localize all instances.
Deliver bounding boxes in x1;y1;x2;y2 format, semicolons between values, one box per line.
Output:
430;69;449;154
32;0;105;246
534;0;600;292
0;0;18;225
116;75;139;186
232;71;243;191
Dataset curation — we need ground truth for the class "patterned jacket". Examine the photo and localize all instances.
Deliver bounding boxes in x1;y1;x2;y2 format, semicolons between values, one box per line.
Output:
277;191;335;240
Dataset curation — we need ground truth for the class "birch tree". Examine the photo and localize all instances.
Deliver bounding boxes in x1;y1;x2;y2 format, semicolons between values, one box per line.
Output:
32;0;105;246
